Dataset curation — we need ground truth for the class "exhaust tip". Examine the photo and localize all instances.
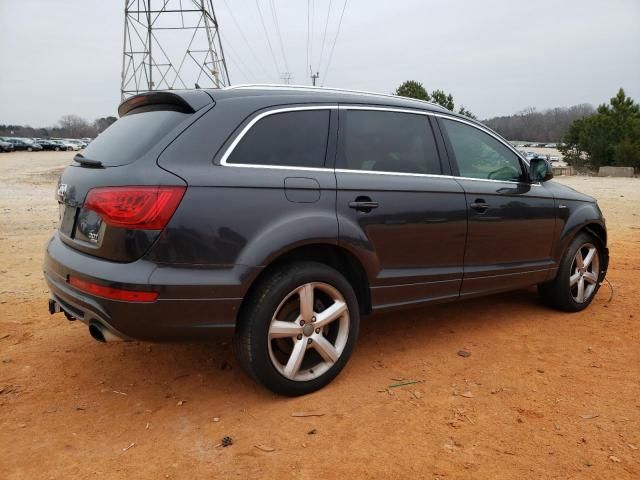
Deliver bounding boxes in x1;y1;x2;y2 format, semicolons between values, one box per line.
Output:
89;324;106;343
89;322;125;342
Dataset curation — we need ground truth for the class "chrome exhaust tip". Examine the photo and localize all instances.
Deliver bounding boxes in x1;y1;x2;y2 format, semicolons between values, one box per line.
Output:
89;323;124;343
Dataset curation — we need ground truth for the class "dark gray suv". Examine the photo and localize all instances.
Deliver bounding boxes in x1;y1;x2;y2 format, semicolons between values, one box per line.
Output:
44;86;608;395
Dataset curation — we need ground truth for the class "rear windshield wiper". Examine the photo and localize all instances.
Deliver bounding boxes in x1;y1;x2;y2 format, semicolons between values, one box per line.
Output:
73;153;103;168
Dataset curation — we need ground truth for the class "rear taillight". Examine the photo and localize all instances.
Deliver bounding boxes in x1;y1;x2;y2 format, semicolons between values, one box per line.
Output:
68;276;158;302
83;186;185;230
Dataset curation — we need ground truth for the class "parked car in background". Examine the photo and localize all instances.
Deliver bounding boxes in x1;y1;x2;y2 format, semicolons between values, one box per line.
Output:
3;138;43;151
51;139;79;151
37;140;68;151
0;140;15;152
45;86;609;395
52;140;72;151
63;140;83;151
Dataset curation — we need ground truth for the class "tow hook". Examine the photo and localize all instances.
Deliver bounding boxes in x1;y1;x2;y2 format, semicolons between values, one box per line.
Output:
48;299;61;314
48;299;76;321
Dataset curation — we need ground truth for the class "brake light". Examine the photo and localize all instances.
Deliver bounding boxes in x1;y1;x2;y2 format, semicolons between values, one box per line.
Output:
83;186;185;230
68;276;158;302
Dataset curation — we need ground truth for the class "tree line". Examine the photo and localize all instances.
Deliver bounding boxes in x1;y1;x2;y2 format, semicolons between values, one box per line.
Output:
560;88;640;170
0;114;117;139
395;81;639;170
394;80;477;118
482;104;595;143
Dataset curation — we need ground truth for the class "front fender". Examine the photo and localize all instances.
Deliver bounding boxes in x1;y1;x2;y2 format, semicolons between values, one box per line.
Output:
554;200;607;263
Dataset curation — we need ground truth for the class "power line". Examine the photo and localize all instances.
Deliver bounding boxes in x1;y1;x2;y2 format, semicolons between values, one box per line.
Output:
309;0;315;69
255;0;281;76
322;0;347;85
317;0;332;71
280;72;293;84
220;0;271;80
268;0;289;73
219;30;258;83
306;0;310;77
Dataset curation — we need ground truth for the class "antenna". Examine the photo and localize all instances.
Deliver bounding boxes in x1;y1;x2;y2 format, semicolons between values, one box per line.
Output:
120;0;230;100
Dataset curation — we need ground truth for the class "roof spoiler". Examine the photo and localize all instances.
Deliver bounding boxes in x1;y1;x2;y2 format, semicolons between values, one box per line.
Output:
117;90;213;117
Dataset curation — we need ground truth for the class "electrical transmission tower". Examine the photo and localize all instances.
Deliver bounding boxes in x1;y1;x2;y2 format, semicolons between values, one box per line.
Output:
121;0;230;100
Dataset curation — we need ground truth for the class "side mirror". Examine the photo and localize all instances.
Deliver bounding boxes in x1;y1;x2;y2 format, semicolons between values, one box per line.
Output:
529;158;554;182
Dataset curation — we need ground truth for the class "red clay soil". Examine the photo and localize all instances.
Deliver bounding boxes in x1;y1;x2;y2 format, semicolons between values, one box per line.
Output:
1;157;638;478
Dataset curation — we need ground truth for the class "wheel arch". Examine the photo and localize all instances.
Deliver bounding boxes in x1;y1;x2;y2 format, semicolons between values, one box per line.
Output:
557;219;609;278
238;243;372;321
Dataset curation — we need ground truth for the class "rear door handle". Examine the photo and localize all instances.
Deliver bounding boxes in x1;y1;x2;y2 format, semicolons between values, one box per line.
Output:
470;199;489;212
349;196;379;212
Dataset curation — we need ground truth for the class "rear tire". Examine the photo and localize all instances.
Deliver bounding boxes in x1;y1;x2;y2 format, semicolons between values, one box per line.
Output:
234;261;360;396
538;232;604;312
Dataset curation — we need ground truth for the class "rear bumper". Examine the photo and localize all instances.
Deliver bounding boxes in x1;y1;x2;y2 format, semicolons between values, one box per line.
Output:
43;232;254;340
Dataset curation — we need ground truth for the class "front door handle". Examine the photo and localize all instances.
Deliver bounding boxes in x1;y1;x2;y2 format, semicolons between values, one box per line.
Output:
470;199;490;212
349;196;379;213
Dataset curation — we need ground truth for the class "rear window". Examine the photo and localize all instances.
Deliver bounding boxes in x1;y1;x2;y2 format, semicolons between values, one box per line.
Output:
81;108;190;166
227;110;330;168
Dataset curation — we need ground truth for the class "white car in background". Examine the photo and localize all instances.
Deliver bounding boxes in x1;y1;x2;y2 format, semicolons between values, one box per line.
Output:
63;140;83;151
58;140;80;151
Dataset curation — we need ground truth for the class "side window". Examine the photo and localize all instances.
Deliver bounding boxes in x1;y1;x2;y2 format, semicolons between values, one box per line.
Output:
338;110;442;175
441;118;524;182
227;110;330;168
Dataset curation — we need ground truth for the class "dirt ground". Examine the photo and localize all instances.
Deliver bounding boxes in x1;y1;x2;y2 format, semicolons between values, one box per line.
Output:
1;151;639;479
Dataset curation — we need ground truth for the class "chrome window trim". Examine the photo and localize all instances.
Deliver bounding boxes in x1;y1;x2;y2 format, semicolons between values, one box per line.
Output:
338;105;530;166
335;168;451;179
218;104;540;186
337;105;539;187
433;112;531;166
335;168;540;186
218;105;337;171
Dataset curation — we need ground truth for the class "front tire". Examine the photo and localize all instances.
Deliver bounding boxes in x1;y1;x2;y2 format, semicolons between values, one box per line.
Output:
538;232;604;312
234;261;360;396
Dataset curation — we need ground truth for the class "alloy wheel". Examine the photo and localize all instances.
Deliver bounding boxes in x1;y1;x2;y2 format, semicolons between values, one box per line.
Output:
570;242;599;303
268;282;350;382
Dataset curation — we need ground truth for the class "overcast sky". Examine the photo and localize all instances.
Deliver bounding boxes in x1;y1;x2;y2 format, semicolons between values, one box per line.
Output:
1;0;639;126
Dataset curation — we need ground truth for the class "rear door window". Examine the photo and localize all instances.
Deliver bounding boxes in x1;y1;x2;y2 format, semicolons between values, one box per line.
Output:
337;109;442;175
441;118;524;182
81;107;191;166
226;109;330;168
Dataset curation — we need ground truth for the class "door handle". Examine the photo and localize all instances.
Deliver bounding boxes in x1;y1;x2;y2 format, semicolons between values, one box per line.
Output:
349;196;379;213
470;199;489;212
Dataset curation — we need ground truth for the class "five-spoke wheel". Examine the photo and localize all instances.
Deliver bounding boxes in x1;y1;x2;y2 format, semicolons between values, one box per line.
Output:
569;243;600;304
234;261;359;396
538;232;604;311
268;282;350;381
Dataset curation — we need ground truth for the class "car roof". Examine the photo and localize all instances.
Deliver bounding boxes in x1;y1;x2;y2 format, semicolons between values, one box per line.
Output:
205;84;451;114
120;85;488;131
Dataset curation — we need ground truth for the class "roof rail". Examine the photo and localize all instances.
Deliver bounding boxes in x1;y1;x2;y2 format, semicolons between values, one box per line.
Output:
225;84;445;110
